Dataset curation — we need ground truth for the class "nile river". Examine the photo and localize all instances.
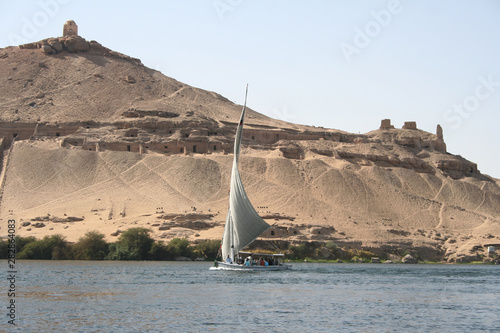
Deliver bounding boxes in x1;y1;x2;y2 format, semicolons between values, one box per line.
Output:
3;261;500;332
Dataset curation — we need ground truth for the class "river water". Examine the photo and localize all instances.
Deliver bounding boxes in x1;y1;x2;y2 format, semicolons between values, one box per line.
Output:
3;261;499;332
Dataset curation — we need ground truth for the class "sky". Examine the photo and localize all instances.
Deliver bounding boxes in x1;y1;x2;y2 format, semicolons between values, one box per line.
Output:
1;0;499;178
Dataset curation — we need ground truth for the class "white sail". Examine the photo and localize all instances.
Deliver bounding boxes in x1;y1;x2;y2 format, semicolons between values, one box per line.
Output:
221;87;270;260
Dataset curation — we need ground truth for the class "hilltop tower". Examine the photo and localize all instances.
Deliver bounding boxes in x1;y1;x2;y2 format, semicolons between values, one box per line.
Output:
436;124;444;140
63;20;78;37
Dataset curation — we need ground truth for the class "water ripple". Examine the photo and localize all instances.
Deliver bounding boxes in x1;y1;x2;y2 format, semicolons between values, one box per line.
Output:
5;261;500;332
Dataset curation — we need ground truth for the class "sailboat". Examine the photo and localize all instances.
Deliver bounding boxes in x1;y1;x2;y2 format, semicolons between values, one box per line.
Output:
210;86;291;271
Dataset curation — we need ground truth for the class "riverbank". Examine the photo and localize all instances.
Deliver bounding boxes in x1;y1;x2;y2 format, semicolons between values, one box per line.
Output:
2;228;498;264
286;259;500;265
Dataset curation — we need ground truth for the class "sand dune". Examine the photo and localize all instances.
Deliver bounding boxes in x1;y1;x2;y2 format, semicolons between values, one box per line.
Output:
2;140;499;261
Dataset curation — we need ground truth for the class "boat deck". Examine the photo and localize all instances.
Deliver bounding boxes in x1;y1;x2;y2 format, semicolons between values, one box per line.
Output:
209;261;292;271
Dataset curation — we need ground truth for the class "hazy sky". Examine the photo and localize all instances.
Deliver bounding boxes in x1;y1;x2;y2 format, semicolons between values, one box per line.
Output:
1;0;499;177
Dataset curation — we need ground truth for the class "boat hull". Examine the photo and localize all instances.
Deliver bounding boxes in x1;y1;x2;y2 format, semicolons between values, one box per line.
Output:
209;262;291;271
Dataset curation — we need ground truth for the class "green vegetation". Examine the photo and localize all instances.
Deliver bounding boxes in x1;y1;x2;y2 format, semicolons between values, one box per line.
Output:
191;239;220;261
1;233;492;263
285;242;407;263
106;228;155;260
345;249;378;263
72;231;108;260
17;235;69;260
165;238;192;260
0;228;221;261
287;243;314;260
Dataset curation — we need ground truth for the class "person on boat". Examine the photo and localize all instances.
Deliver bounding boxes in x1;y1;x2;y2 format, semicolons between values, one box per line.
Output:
225;255;232;264
264;259;269;266
244;258;251;266
259;258;265;266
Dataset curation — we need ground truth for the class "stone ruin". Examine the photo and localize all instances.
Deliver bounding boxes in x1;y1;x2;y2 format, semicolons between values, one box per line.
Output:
381;119;444;140
436;124;443;140
380;119;423;131
380;119;394;130
63;20;78;37
403;121;417;130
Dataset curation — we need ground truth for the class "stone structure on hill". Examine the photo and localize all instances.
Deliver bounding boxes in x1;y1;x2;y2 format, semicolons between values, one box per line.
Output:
403;121;417;130
17;20;141;63
436;124;443;140
380;119;394;129
63;20;78;37
0;116;465;178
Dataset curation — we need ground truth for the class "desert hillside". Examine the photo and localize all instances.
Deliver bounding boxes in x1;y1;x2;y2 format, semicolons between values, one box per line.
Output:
1;28;499;262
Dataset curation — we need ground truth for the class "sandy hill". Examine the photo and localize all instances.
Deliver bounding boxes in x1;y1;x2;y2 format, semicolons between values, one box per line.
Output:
0;36;299;128
0;32;499;262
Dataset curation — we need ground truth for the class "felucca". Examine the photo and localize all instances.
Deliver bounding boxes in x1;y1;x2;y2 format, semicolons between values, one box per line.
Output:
210;86;290;271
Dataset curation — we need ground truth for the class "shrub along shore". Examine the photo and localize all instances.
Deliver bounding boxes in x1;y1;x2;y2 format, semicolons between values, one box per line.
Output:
2;228;220;261
2;228;498;263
